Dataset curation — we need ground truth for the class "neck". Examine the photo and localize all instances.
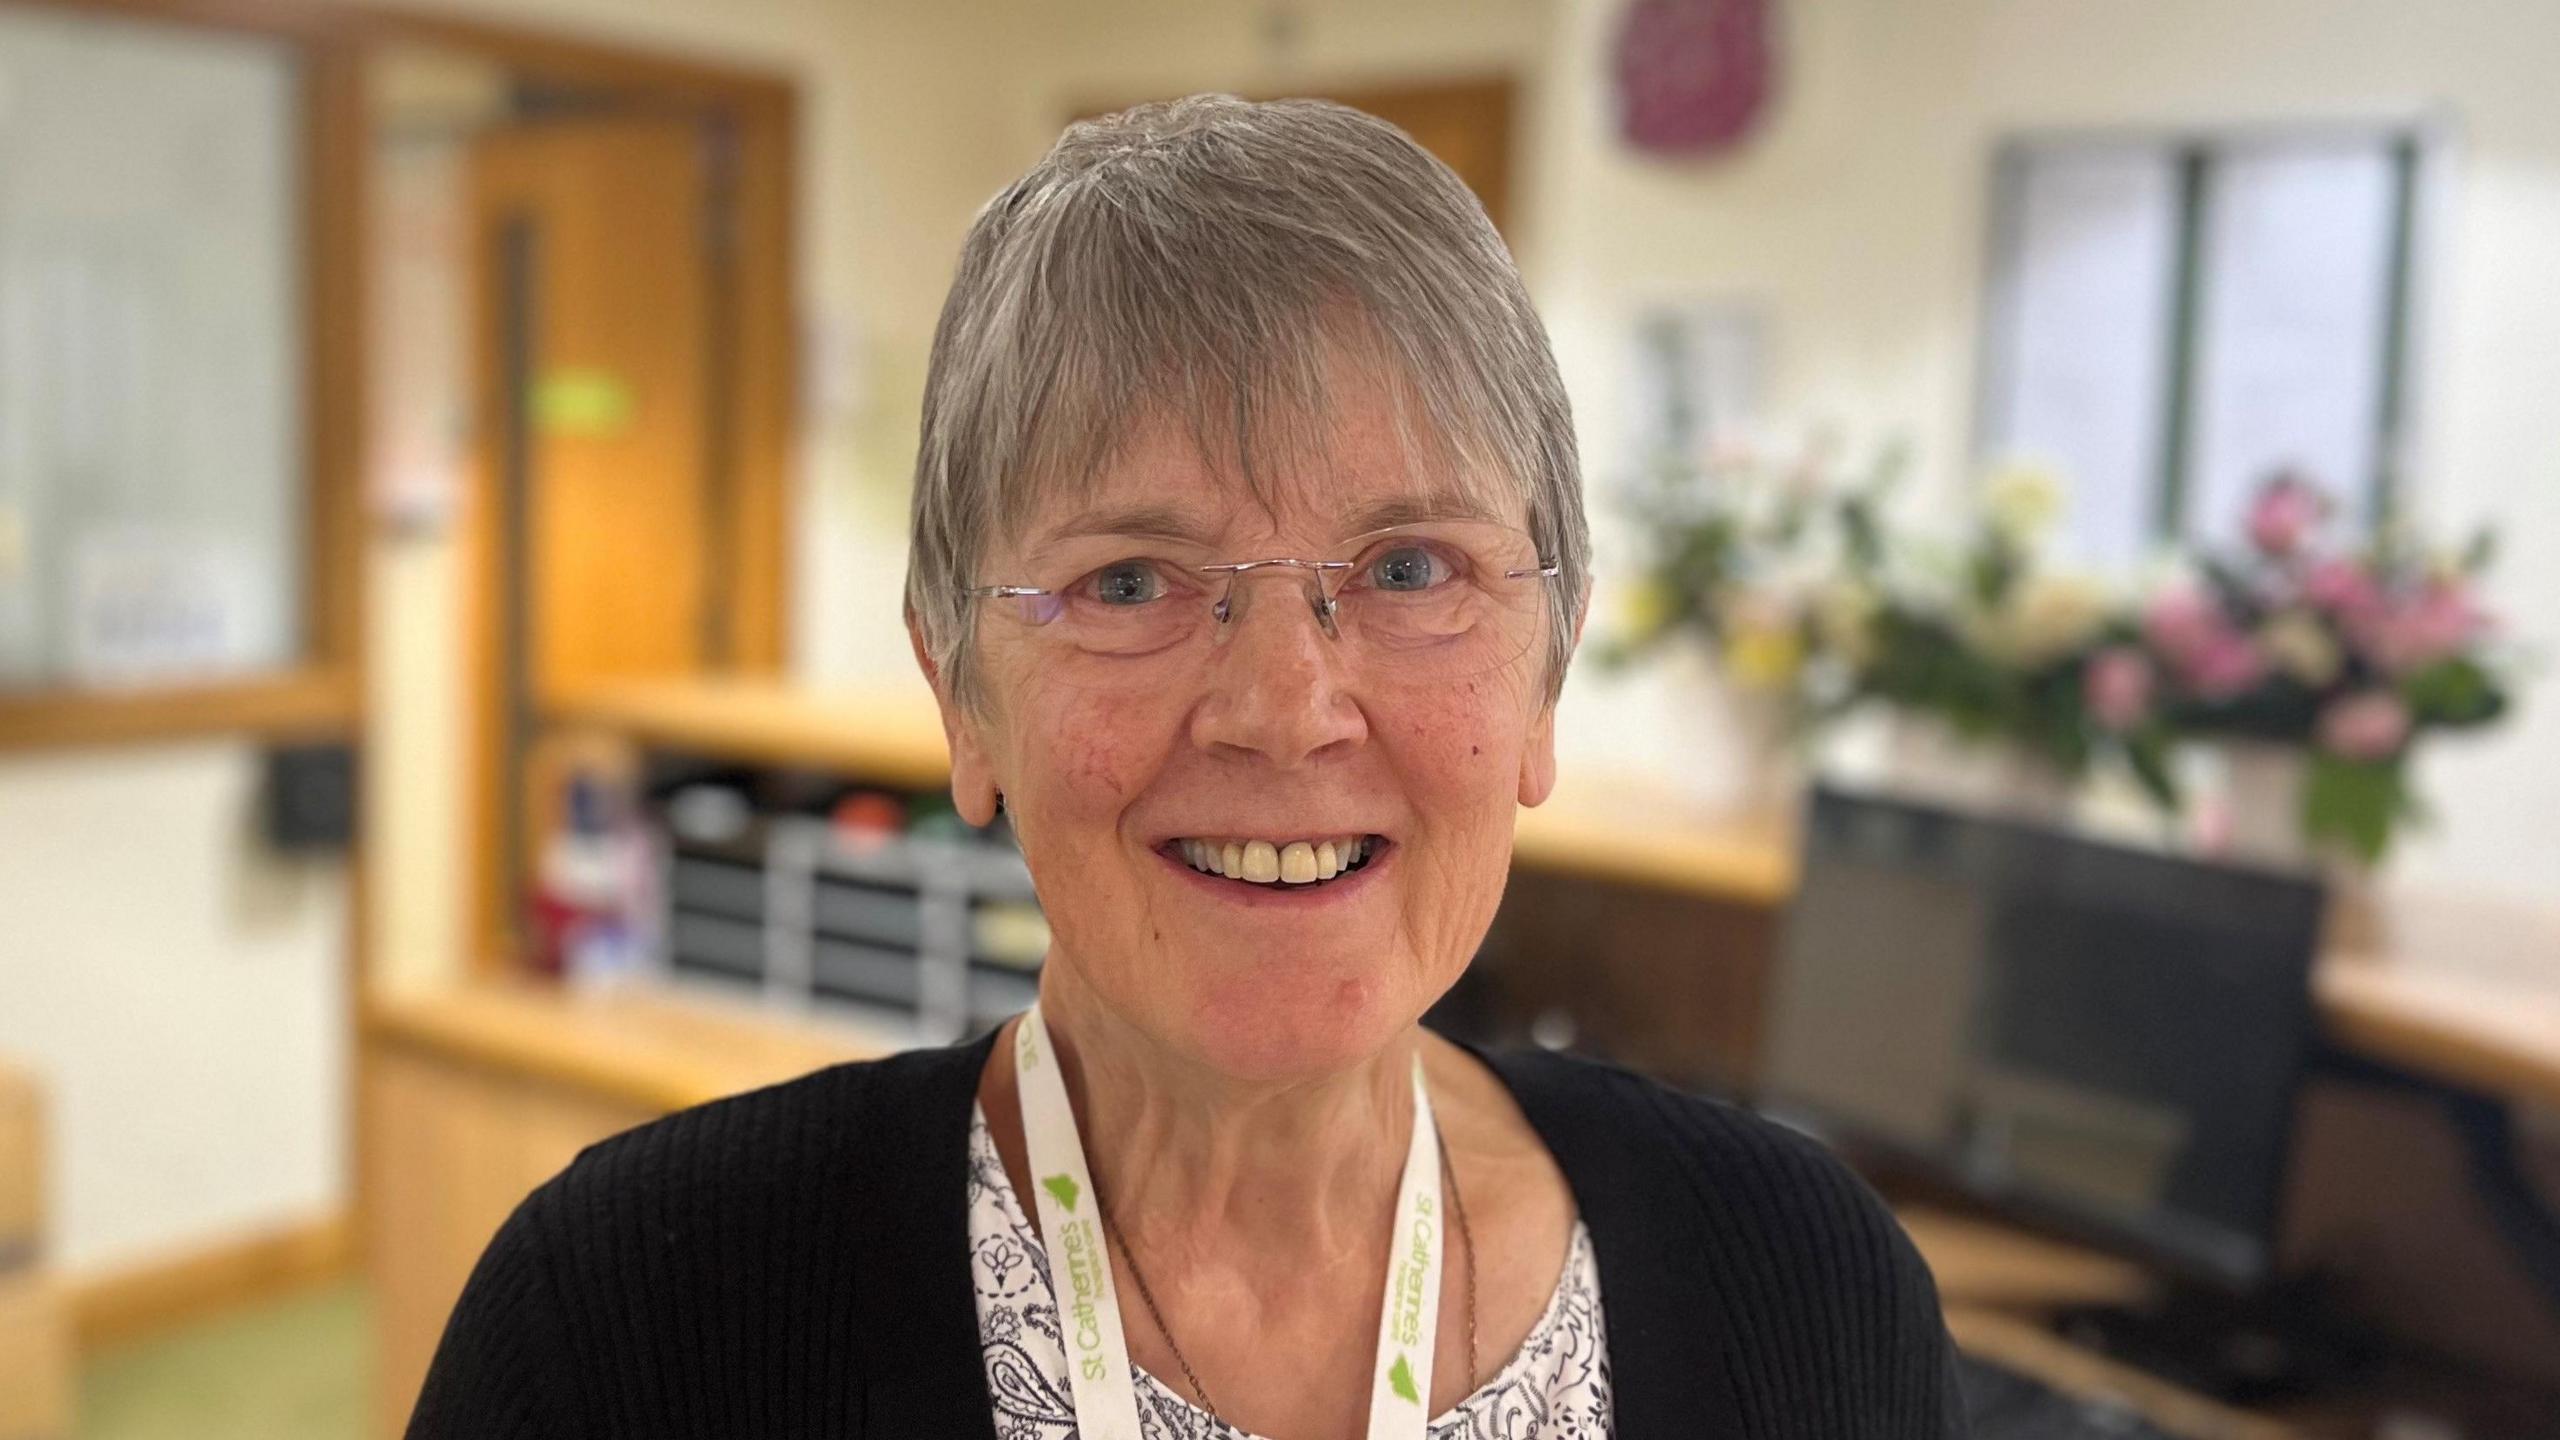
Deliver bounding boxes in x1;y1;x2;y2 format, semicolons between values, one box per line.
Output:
1030;961;1420;1272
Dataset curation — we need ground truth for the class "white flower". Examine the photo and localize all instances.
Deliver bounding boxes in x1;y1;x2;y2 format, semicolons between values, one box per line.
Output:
1815;580;1880;667
1964;574;2111;667
1982;460;2068;542
2255;610;2342;687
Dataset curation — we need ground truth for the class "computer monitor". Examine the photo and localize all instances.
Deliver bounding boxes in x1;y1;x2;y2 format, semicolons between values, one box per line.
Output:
1760;786;2329;1292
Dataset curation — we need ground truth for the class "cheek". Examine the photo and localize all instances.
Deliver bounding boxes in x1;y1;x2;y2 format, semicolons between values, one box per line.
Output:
1382;686;1533;958
1392;676;1533;802
1006;676;1178;830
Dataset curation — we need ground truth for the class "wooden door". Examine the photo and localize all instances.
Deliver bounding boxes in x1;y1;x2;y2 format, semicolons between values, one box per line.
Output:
1324;79;1515;237
1075;78;1516;236
462;115;723;968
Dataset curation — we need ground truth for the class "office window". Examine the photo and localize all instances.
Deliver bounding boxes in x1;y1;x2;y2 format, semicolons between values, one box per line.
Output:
1978;131;2420;570
0;4;304;690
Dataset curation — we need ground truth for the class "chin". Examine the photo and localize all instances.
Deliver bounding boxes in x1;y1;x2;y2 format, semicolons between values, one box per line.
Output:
1172;956;1433;1084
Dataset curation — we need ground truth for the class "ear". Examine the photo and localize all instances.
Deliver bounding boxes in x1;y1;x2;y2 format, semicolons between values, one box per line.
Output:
1517;587;1590;809
909;613;1003;827
1517;700;1560;807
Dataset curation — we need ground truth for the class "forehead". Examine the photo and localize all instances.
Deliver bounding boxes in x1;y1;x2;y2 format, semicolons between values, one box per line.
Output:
1007;386;1521;556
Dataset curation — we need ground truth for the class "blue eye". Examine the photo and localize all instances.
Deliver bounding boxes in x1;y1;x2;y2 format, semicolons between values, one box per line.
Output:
1087;561;1165;606
1369;545;1448;593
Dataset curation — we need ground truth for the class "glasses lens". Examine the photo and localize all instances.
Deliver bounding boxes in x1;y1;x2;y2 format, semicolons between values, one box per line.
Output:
1012;553;1209;658
1327;521;1551;684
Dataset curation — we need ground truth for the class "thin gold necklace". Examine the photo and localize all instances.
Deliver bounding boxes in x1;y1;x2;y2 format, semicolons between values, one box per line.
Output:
1091;1115;1480;1433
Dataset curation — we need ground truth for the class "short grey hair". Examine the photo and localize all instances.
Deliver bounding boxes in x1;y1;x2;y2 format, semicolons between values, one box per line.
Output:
905;93;1589;711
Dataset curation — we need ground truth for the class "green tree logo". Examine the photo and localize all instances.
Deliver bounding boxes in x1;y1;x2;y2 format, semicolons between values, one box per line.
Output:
1040;1174;1082;1213
1388;1352;1419;1404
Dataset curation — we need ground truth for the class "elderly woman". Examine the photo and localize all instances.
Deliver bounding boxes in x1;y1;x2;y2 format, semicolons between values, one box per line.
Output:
410;96;1962;1440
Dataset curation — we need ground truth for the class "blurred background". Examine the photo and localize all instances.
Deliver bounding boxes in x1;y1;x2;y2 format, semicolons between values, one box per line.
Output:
1;0;2557;1436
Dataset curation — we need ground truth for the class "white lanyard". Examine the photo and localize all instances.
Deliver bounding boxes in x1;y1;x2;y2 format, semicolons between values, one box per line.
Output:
1012;1002;1446;1440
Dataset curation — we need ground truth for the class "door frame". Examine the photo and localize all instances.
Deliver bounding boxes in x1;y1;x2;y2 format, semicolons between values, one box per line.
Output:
389;14;797;983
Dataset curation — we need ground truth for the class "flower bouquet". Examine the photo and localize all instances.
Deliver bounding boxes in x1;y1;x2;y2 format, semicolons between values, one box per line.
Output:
1596;437;1899;741
2114;473;2514;862
1844;463;2165;806
1604;444;2519;863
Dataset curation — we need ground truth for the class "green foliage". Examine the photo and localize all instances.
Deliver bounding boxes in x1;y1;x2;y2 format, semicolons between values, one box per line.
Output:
2302;753;2418;864
2401;657;2505;729
2122;727;2181;810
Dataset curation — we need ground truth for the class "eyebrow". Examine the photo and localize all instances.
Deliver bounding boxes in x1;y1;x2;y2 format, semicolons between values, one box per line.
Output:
1338;488;1503;534
1030;505;1224;549
1028;486;1505;552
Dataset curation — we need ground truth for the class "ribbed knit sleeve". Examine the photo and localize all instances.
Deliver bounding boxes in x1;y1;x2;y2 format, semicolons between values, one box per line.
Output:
1633;1077;1967;1437
1478;1039;1969;1438
406;1179;591;1440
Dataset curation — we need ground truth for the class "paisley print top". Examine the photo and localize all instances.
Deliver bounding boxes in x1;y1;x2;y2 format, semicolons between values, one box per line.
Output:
965;1101;1614;1439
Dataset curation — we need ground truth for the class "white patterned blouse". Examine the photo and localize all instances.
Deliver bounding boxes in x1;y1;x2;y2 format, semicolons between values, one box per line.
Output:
965;1101;1615;1440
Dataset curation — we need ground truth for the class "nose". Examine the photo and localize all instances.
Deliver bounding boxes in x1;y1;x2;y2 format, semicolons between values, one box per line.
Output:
1190;570;1368;766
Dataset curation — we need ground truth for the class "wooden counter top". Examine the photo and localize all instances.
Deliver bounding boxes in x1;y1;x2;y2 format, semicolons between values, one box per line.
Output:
549;677;952;789
1514;770;1796;904
363;979;891;1115
2314;894;2560;1114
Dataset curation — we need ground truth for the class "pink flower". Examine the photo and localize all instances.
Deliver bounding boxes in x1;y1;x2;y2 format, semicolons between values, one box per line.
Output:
2141;584;2224;661
2247;472;2332;558
2142;584;2265;700
2183;631;2267;701
2084;647;2155;732
2302;557;2383;622
2318;690;2412;761
2356;580;2485;673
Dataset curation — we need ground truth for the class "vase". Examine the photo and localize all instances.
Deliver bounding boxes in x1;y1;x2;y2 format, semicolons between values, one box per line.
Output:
2198;741;2389;934
1868;711;2075;825
2205;739;2312;870
2321;859;2386;953
1679;671;1798;816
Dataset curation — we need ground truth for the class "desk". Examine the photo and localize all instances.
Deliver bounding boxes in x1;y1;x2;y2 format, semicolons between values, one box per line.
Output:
1907;1202;2560;1439
549;677;2560;1115
1907;1205;2296;1440
361;980;887;1437
2316;896;2560;1116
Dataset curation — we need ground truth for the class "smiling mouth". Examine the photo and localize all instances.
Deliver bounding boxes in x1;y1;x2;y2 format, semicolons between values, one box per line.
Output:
1163;834;1384;888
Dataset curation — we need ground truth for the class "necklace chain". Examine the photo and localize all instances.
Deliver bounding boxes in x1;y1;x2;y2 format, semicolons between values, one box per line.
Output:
1091;1115;1479;1434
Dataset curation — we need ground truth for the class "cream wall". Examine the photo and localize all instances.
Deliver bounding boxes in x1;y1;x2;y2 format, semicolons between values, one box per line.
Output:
0;745;348;1273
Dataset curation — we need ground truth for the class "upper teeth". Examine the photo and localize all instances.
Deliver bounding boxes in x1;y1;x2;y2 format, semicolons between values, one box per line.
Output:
1178;836;1373;884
